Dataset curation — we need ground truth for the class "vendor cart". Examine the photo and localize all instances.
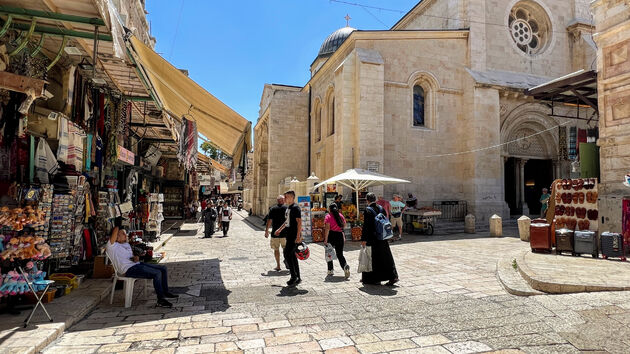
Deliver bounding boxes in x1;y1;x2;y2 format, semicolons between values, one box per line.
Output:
403;209;442;235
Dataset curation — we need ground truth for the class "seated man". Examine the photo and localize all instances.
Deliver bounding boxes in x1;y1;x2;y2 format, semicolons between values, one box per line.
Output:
106;226;178;308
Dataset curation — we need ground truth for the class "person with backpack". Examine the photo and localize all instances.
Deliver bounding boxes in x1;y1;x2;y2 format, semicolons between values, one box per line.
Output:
202;201;218;238
220;202;233;237
324;203;350;278
361;192;399;286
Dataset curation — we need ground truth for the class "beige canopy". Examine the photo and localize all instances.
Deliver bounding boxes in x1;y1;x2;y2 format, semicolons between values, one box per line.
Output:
126;35;251;158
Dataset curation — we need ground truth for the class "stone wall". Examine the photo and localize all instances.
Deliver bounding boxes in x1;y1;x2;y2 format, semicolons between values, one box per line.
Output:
592;0;630;233
258;86;309;213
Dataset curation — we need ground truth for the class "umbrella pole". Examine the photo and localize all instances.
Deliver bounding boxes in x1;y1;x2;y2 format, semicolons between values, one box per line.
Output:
355;188;360;223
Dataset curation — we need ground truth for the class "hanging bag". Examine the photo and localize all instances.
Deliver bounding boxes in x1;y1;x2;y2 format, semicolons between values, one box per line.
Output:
324;243;337;262
357;245;372;273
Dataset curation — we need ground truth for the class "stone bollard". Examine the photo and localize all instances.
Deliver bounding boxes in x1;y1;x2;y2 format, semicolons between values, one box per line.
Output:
465;214;476;234
517;215;531;242
489;214;502;237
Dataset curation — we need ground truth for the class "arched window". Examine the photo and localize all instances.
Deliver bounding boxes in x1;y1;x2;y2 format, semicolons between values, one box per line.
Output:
315;106;322;142
413;85;425;127
328;97;335;135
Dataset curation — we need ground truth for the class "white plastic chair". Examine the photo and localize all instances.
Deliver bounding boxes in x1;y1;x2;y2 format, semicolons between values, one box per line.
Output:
106;252;148;308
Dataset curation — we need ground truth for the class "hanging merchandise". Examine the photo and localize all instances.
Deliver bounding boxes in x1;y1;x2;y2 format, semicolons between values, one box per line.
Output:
56;116;69;163
177;117;198;171
35;138;59;184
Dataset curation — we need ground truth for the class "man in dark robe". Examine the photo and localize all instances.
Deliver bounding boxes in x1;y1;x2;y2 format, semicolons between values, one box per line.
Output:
361;192;399;286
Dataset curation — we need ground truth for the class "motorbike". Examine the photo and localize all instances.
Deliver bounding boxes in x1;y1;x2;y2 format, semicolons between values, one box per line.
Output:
237;202;243;211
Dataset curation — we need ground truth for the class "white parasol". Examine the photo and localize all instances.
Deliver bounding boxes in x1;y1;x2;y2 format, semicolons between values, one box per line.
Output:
312;168;410;218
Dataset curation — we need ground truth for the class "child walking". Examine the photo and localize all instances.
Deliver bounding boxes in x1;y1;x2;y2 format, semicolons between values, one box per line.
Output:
324;204;350;279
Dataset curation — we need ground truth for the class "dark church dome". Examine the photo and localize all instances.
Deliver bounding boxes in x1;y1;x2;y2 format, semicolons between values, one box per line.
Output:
317;27;356;58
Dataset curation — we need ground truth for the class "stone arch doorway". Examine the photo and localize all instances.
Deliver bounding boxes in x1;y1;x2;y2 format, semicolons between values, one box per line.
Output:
501;108;560;216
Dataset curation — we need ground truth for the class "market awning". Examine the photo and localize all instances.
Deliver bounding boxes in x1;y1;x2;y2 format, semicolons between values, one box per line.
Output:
525;69;599;122
125;35;251;158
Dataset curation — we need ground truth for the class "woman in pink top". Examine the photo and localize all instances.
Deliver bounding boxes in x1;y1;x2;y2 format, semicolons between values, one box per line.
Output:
324;204;350;278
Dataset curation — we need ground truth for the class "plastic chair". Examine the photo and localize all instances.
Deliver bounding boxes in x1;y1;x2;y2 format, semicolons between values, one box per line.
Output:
105;252;148;308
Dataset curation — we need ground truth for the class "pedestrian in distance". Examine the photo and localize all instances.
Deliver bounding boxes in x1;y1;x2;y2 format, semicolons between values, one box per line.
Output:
334;194;343;210
202;201;217;238
274;190;302;287
220;202;233;237
324;203;350;278
361;192;399;286
540;188;550;218
265;195;287;271
376;195;391;219
389;195;407;241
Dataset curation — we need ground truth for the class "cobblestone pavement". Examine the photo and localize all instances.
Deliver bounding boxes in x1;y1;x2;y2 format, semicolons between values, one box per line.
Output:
42;213;630;353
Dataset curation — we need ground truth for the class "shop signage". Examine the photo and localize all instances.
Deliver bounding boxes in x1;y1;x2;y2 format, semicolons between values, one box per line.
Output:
199;174;214;186
366;161;380;173
117;145;135;165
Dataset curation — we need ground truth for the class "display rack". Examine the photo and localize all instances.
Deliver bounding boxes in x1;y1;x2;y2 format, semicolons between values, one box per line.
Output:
163;186;183;219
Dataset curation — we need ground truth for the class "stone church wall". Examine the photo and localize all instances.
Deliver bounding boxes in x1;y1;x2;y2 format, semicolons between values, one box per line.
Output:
592;0;630;233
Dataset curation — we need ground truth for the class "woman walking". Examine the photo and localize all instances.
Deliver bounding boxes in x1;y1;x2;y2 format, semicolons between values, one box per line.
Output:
361;192;399;286
324;204;350;278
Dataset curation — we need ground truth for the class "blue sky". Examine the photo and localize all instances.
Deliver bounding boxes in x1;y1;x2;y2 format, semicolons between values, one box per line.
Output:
146;0;420;123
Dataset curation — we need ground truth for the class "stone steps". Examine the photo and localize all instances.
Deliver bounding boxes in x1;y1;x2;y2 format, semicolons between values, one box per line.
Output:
496;254;544;296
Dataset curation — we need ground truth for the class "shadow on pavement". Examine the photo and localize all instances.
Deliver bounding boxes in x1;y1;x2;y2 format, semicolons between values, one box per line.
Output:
359;285;397;296
261;270;290;277
324;275;348;283
275;286;309;297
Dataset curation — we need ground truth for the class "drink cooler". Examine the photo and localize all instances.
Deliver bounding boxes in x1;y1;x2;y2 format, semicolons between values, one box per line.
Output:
530;223;552;253
574;231;598;258
555;229;574;255
600;232;626;261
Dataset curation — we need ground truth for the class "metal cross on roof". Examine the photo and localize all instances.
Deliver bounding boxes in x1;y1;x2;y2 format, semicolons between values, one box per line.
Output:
345;14;351;27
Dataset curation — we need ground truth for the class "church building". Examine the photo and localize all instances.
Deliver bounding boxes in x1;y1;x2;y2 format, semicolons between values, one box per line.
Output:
252;0;597;220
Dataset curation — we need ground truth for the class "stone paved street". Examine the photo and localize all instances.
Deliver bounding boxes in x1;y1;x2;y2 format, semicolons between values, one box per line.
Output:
42;213;630;353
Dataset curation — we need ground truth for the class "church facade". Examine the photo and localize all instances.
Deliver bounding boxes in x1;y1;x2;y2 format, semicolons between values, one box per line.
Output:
252;0;597;219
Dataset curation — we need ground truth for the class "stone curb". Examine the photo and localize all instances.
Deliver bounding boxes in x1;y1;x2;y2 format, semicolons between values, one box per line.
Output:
516;251;630;294
495;255;544;297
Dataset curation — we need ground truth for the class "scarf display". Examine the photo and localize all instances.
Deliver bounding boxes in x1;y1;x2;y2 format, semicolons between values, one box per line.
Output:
177;117;198;171
35;137;59;184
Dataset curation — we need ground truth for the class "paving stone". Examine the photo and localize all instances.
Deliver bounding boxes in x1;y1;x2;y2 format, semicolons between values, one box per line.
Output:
38;216;630;354
318;336;354;350
443;341;493;354
124;331;180;342
175;344;215;353
264;333;311;346
355;339;417;353
411;335;452;347
180;327;231;338
262;340;322;354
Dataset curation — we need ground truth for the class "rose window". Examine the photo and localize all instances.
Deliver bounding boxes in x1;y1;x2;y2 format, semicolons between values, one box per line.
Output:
508;2;551;56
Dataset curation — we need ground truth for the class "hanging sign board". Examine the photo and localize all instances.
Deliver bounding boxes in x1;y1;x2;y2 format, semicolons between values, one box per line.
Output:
117;146;135;165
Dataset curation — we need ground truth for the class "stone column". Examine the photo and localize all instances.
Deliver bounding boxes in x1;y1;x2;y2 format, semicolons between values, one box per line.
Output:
552;160;560;181
515;158;521;210
519;159;529;216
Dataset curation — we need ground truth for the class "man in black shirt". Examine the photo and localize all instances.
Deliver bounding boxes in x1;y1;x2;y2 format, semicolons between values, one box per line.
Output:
202;201;218;238
274;190;302;286
265;195;287;271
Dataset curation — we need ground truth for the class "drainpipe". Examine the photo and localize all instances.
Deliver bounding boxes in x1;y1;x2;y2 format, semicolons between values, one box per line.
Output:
307;85;312;177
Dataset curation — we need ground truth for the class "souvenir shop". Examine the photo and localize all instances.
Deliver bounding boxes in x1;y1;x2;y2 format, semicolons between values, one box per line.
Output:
0;45;182;312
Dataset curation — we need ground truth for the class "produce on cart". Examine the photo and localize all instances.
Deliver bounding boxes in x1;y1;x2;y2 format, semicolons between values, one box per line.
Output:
404;207;442;235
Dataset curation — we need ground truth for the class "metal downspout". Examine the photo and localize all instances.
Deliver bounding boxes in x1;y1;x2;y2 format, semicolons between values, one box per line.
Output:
307;85;312;177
